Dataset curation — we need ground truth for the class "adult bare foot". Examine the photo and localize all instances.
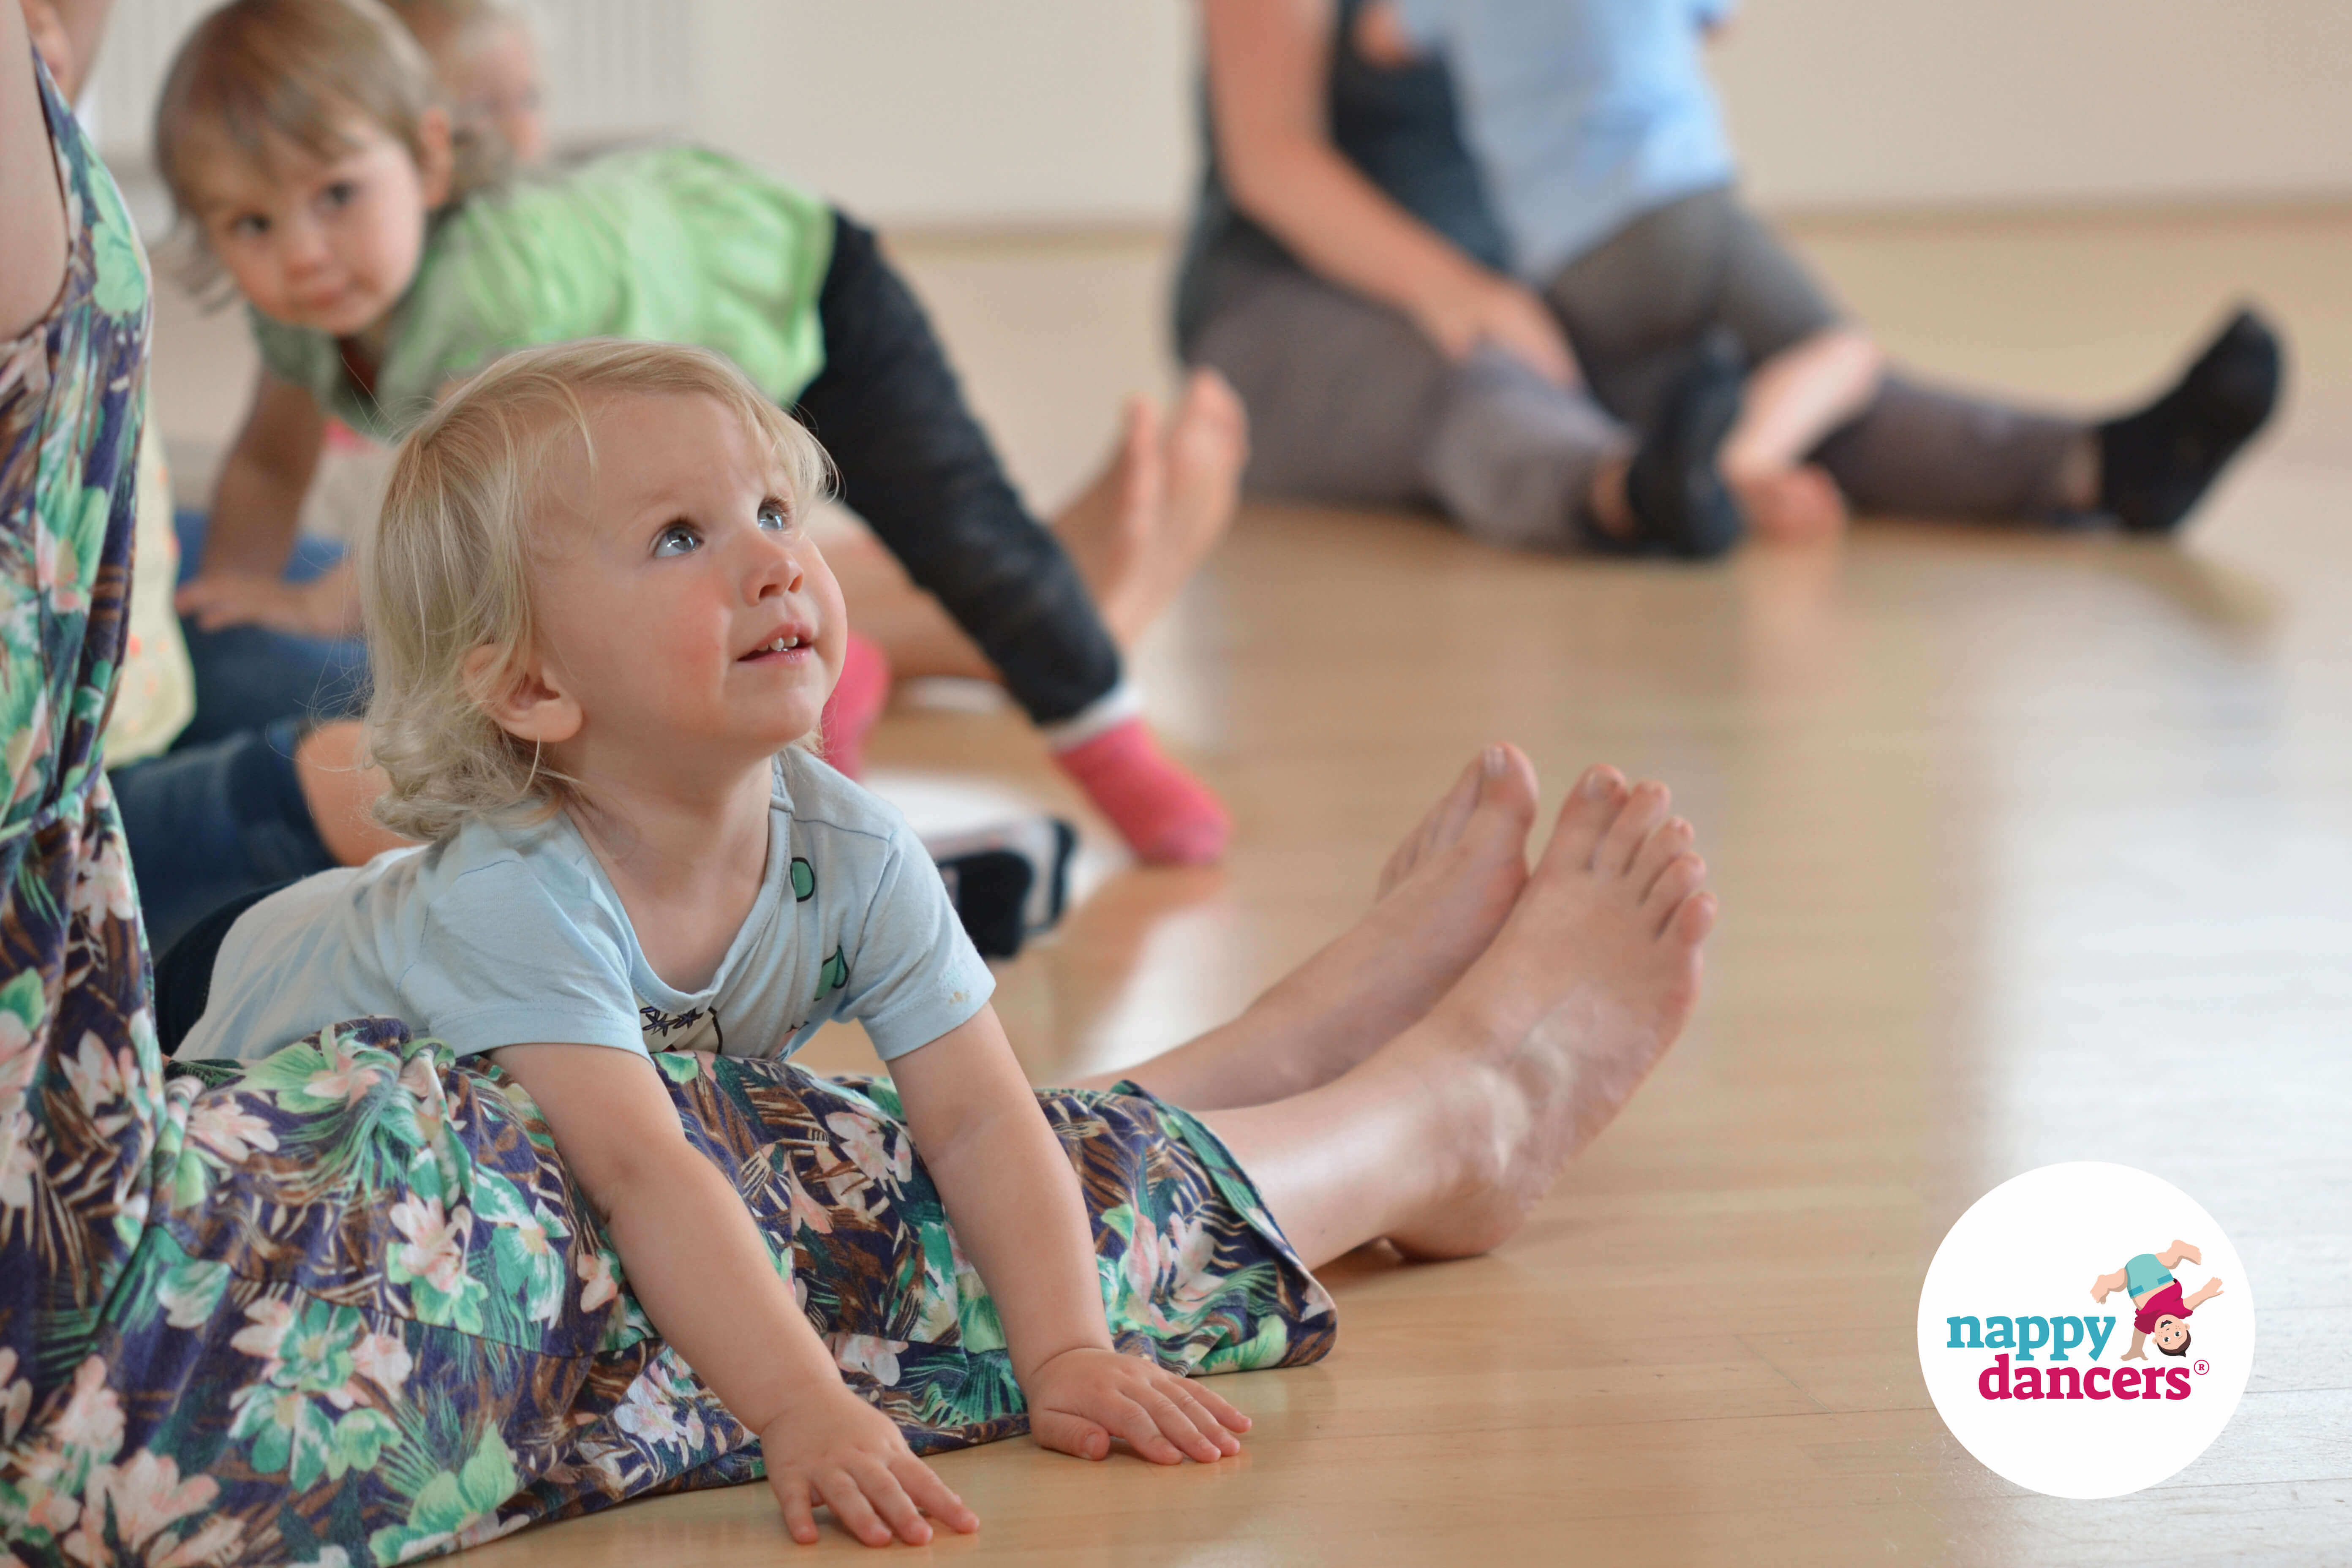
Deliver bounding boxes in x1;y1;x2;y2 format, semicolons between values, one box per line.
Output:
1365;744;1545;1001
1275;743;1544;1063
1052;369;1246;647
1110;745;1542;1111
1388;766;1716;1259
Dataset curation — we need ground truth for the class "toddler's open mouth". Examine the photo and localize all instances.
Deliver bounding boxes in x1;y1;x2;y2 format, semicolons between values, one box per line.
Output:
738;626;815;663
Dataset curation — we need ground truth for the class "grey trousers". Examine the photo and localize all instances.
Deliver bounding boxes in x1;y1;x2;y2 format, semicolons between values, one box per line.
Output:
1187;186;2088;551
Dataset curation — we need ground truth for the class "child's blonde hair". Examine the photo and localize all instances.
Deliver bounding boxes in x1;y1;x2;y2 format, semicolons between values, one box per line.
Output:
362;339;834;843
152;0;496;229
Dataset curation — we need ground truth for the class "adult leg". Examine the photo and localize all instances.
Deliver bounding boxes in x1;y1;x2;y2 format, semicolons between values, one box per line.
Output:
1189;252;1632;553
1797;310;2276;532
1075;743;1547;1110
1199;768;1717;1268
1810;376;2092;523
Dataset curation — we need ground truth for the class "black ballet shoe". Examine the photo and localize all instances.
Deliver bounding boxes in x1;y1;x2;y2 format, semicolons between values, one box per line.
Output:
1621;329;1748;560
2098;306;2284;535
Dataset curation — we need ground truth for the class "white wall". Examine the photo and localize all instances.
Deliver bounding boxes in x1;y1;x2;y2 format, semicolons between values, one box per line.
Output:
1715;0;2352;211
687;0;1195;229
686;0;2352;229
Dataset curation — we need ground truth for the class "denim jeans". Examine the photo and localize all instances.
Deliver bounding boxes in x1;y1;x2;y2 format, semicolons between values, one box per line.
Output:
170;508;370;746
114;513;357;952
114;718;334;954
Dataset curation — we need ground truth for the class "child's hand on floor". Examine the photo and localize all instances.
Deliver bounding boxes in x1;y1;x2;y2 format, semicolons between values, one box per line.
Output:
1023;1346;1251;1465
760;1389;979;1548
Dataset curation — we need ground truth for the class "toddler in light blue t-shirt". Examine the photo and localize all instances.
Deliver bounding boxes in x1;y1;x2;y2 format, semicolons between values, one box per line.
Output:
180;745;988;1067
182;339;1252;1543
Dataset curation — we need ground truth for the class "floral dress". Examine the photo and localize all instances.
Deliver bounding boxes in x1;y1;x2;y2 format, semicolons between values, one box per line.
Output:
0;60;1332;1567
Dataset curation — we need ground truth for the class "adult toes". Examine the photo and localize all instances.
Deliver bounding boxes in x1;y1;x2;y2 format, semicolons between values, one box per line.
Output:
1645;853;1708;932
1631;816;1696;897
1538;764;1629;874
1467;743;1540;839
1596;779;1674;877
1380;752;1486;897
1667;889;1719;945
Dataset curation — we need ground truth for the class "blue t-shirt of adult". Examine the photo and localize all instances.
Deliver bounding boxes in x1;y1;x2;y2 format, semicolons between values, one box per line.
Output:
1396;0;1739;282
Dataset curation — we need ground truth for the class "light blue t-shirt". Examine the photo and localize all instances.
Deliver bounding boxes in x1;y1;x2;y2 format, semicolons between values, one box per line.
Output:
179;750;994;1065
1396;0;1739;282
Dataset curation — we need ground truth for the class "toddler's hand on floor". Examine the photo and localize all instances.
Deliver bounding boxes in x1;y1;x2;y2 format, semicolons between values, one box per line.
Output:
175;571;357;639
760;1390;979;1548
1024;1346;1250;1465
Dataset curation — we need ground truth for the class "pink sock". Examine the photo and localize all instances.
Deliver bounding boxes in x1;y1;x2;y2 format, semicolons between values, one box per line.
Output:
1053;716;1230;865
819;632;892;778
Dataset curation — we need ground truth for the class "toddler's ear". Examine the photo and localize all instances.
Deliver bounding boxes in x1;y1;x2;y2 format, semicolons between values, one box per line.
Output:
464;643;581;744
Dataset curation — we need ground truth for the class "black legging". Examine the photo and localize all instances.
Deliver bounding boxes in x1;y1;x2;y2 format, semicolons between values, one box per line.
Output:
796;213;1122;727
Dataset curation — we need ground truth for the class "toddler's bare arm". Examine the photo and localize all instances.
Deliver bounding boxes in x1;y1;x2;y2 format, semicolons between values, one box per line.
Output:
492;1043;976;1547
893;1008;1249;1465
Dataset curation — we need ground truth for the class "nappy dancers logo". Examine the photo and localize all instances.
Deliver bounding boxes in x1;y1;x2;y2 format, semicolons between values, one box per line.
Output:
1916;1162;2253;1497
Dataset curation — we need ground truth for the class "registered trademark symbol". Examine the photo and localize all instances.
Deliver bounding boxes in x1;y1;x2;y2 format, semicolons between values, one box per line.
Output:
2193;1360;2210;1375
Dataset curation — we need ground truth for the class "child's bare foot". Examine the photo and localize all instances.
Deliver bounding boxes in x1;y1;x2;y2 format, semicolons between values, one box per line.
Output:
1389;767;1715;1259
1734;463;1848;543
1052;370;1246;646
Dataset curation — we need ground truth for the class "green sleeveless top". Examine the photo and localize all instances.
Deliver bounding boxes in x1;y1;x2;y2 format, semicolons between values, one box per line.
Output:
251;144;836;441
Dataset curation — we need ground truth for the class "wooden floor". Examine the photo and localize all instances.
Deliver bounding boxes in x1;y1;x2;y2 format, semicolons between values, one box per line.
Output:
156;209;2352;1564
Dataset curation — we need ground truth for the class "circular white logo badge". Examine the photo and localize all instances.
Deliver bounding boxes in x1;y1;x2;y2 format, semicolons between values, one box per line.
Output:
1916;1162;2253;1498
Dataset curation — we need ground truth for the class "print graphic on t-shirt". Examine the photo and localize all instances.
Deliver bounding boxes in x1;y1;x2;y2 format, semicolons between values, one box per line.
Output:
813;947;848;1004
640;1001;724;1053
791;857;815;901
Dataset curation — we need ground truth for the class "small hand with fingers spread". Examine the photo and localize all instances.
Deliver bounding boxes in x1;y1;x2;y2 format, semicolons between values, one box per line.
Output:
760;1389;979;1549
1024;1346;1251;1465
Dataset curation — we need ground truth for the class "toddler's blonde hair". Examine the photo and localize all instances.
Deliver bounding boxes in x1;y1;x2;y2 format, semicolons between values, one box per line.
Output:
362;339;834;843
152;0;497;234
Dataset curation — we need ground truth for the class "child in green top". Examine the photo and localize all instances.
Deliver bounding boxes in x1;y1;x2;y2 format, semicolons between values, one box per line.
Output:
154;0;1233;865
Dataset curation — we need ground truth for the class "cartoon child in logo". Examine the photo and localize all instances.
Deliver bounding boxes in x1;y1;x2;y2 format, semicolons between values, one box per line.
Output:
2091;1240;2223;1361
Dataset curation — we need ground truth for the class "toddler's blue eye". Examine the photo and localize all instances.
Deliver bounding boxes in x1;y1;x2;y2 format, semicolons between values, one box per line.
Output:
321;181;359;211
652;522;701;557
757;500;791;533
227;213;270;239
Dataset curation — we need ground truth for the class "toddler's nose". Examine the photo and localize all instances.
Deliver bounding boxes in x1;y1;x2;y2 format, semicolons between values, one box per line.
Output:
750;536;806;599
